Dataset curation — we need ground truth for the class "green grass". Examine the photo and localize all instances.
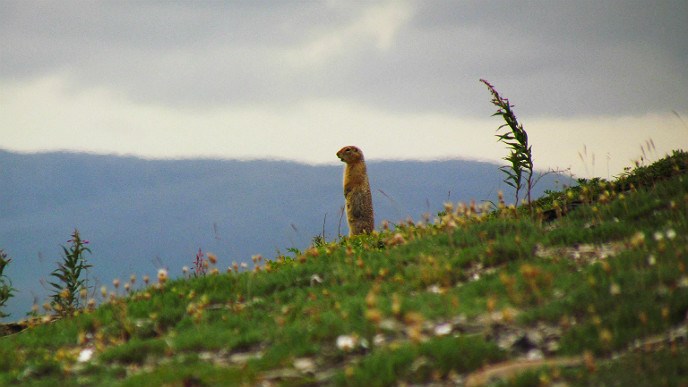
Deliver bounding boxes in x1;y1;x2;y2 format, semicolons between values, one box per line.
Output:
1;150;687;386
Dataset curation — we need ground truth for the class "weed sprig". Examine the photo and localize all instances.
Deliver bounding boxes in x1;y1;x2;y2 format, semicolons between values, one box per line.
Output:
480;79;535;206
0;249;15;318
49;229;92;316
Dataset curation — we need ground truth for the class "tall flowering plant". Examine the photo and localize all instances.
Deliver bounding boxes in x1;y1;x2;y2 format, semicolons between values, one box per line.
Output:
49;229;92;316
0;249;15;318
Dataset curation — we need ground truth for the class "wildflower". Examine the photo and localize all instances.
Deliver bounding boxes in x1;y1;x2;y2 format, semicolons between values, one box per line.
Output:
391;294;401;316
59;288;71;300
130;274;136;284
647;255;657;266
365;309;382;324
386;233;406;247
365;290;377;308
486;296;496;313
679;276;688;288
381;220;390;231
207;253;217;265
653;231;664;242
609;283;621;296
112;278;120;289
666;229;676;240
599;328;613;345
336;335;357;352
582;350;596;372
100;286;107;298
630;231;645;248
638;311;648;325
182;266;189;275
427;284;443;294
157;269;168;284
143;275;150;285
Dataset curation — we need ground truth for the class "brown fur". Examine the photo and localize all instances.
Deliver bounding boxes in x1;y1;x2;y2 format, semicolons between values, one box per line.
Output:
336;146;374;236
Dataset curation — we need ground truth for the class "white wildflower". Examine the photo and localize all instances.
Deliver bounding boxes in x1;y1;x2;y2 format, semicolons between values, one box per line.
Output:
336;335;357;352
157;268;168;284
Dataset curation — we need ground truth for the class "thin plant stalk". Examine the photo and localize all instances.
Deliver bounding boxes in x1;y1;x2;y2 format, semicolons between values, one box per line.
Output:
49;229;92;316
480;79;534;206
0;249;15;318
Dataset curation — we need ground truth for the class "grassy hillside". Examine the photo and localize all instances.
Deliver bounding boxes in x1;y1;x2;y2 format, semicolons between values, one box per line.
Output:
1;150;687;386
1;150;570;320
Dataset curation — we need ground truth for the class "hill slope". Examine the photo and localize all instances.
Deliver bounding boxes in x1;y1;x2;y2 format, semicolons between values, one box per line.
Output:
0;150;568;320
1;151;687;386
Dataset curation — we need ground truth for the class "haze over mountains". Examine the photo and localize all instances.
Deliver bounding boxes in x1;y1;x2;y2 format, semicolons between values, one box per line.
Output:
0;150;571;320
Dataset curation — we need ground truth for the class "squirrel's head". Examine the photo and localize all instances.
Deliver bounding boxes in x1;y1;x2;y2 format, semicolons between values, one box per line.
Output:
337;146;365;164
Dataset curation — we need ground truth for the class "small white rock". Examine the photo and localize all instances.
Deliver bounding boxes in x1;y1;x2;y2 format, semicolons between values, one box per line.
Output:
427;284;442;294
434;323;452;336
526;349;544;361
77;348;94;363
293;358;316;373
373;333;386;346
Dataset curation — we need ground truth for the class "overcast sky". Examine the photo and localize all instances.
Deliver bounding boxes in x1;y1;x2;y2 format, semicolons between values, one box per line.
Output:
1;1;687;177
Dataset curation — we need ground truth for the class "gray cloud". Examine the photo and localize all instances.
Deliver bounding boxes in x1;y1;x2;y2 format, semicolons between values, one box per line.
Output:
1;0;686;117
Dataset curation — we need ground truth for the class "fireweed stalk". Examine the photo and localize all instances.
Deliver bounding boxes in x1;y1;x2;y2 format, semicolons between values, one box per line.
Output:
49;229;92;316
0;249;15;318
480;79;535;206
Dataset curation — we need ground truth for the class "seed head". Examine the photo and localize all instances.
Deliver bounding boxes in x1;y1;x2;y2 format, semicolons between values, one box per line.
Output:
157;269;168;284
207;253;218;265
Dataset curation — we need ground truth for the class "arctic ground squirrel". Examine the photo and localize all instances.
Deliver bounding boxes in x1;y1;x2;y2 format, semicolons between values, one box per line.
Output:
336;146;374;236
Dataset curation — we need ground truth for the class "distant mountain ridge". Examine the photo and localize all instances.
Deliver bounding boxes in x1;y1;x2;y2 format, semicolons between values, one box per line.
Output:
0;150;571;319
